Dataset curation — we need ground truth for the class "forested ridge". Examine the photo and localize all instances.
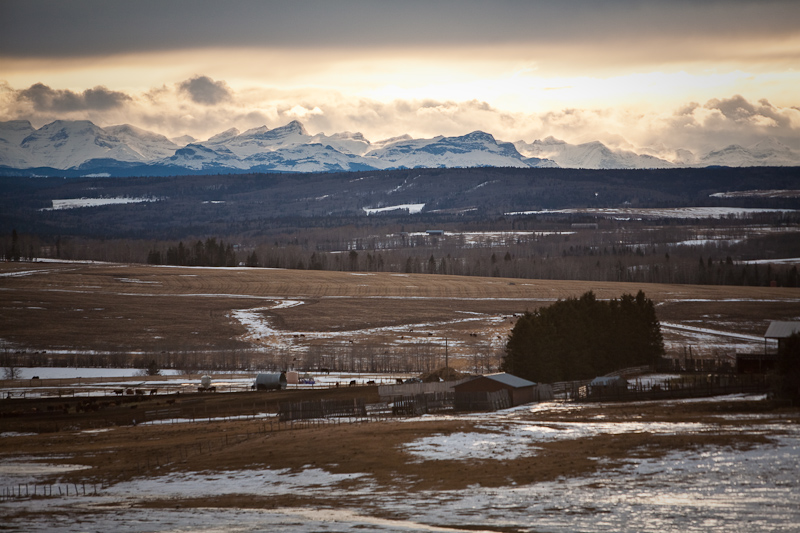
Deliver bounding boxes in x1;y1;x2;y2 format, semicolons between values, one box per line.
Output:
2;166;798;287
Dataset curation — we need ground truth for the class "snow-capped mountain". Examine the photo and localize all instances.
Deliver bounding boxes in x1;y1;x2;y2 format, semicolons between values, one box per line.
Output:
367;131;555;169
0;120;37;168
164;143;247;171
698;138;800;167
514;137;674;169
1;119;798;176
20;120;151;169
204;120;312;158
104;124;179;160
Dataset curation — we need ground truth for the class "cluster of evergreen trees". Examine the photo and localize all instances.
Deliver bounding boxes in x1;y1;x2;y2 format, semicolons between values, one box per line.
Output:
147;238;237;267
501;290;664;383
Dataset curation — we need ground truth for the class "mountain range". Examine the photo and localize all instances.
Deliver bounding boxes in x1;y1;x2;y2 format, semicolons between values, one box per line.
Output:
1;119;798;177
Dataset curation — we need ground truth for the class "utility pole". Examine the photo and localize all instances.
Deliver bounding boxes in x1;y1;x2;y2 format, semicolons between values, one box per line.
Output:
445;337;448;370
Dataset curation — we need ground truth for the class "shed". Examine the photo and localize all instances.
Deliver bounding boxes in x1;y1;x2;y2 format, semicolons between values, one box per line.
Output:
765;321;800;351
454;373;546;408
737;320;800;373
254;372;287;391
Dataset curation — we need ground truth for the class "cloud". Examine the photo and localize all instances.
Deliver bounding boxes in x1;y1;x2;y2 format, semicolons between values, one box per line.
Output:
3;78;799;162
704;95;793;128
286;105;323;118
16;83;131;112
3;0;800;71
178;76;232;105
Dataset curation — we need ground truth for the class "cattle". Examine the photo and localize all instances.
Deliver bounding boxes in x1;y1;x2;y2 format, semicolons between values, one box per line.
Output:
349;380;356;387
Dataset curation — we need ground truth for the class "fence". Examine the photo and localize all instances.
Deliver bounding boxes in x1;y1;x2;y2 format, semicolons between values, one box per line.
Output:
278;398;367;421
392;392;454;416
1;482;100;501
568;374;771;402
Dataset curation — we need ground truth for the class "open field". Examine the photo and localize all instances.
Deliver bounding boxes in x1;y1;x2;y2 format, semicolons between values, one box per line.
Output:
1;394;798;532
2;261;800;531
2;261;799;370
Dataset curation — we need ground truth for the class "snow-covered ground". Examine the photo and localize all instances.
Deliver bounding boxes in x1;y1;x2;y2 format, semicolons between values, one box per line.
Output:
2;396;797;532
8;367;183;380
505;207;797;219
41;197;161;211
363;203;425;214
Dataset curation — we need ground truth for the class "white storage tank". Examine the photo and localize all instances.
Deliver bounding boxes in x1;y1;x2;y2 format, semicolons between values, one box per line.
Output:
254;372;287;391
200;375;212;389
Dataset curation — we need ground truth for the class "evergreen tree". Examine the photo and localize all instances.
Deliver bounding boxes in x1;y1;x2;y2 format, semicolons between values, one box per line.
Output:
501;291;664;383
10;229;20;262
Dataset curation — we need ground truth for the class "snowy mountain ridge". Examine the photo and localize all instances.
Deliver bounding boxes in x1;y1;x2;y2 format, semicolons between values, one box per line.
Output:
1;119;798;176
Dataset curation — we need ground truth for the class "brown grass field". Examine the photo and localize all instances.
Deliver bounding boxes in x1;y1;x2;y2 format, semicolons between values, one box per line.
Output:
2;261;799;529
2;261;799;361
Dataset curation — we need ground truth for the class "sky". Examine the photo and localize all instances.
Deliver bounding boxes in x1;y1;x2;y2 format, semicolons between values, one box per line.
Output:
1;0;800;158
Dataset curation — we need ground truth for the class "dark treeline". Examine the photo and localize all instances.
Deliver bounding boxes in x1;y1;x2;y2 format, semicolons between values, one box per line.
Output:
4;217;800;287
146;237;237;267
501;290;665;383
2;164;798;288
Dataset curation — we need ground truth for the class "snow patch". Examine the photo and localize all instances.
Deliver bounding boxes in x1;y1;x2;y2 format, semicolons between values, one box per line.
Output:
42;197;161;211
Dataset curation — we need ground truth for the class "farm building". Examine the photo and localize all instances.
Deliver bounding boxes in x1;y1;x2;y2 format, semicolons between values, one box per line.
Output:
737;321;799;373
254;372;287;391
587;375;628;399
453;373;552;411
765;321;800;351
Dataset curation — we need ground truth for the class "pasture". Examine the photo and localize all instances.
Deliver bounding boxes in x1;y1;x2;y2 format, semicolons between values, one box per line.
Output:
2;261;800;531
2;261;799;371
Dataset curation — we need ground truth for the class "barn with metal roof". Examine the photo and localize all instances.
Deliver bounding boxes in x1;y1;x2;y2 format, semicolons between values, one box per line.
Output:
453;372;552;410
737;321;800;373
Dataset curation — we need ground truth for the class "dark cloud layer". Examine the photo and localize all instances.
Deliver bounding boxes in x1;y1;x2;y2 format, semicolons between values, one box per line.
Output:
1;0;798;58
17;83;131;112
178;76;232;105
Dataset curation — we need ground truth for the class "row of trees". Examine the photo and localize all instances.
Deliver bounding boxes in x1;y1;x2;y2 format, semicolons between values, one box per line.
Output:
501;290;665;383
6;214;799;287
146;238;237;267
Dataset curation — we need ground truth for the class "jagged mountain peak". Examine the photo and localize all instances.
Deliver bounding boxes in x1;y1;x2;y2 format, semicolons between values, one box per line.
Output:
374;134;413;147
272;120;308;136
533;136;567;146
206;127;240;143
1;118;798;174
451;130;497;143
106;124;173;143
330;131;369;143
171;135;197;146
